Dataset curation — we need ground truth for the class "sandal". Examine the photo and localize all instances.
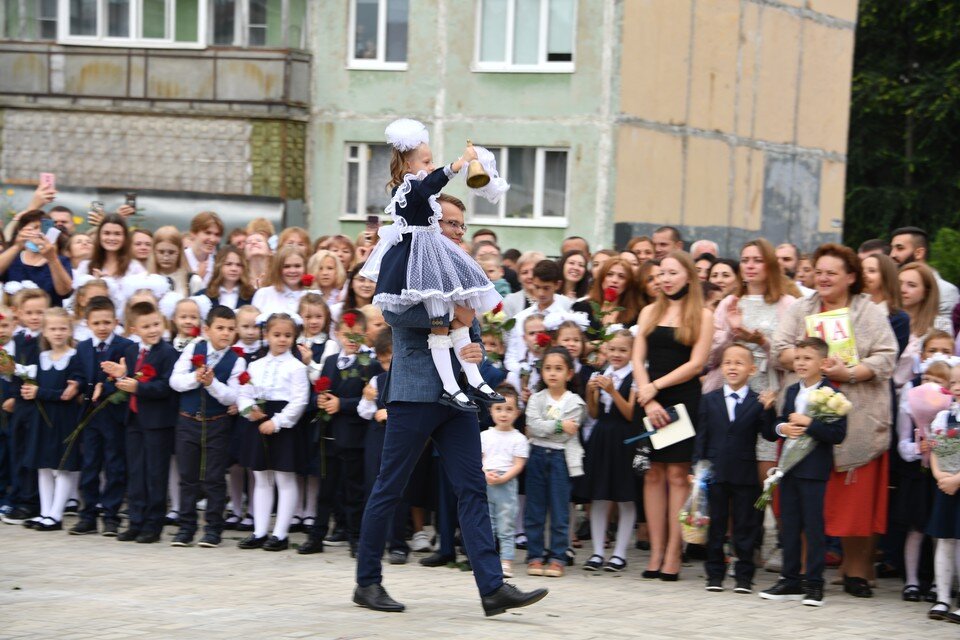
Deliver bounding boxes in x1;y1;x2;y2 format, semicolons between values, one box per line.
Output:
928;601;951;621
843;576;873;598
902;584;921;602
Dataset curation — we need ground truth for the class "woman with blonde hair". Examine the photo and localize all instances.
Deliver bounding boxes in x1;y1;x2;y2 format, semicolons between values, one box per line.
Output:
147;226;202;297
895;262;950;387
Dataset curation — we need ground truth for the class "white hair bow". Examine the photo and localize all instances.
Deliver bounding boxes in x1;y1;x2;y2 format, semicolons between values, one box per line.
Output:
604;323;625;336
385;118;429;152
14;363;37;379
461;145;510;204
158;291;182;319
121;273;172;301
543;311;590;332
919;353;960;374
190;295;213;322
4;280;39;295
256;312;303;327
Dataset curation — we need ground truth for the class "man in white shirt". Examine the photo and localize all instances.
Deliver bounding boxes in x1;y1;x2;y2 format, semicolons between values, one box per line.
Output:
184;211;224;289
505;259;571;371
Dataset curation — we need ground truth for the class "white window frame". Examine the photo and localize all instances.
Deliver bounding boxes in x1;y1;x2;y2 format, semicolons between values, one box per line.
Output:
207;0;305;49
57;0;208;48
341;142;388;221
473;0;576;74
469;146;570;227
347;0;408;71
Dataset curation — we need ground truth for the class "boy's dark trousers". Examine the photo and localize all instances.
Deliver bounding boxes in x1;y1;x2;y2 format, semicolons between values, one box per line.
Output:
79;415;126;525
779;474;828;587
314;444;365;545
176;414;232;536
8;411;39;512
125;415;174;535
705;481;761;583
0;413;10;504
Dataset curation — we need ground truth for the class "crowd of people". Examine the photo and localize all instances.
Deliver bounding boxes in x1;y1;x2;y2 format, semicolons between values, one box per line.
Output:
2;179;960;618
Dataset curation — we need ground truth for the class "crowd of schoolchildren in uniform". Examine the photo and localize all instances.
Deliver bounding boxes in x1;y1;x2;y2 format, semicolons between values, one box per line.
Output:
4;179;960;619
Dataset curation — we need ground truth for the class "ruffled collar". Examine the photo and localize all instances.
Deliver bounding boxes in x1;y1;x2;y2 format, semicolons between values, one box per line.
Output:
40;348;77;371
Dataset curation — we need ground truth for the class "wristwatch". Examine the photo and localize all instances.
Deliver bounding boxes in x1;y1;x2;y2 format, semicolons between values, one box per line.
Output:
847;367;857;384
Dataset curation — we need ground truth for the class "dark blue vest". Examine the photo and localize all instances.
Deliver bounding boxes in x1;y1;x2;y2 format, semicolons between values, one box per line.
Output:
179;341;239;417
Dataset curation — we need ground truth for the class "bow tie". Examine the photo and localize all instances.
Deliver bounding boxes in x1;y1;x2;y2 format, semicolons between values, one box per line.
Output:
14;363;37;379
337;355;355;370
174;338;190;351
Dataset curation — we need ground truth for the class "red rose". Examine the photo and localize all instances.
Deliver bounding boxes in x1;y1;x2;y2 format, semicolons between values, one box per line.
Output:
231;346;245;356
342;312;358;329
238;371;251;385
314;376;332;393
492;302;503;315
191;355;206;368
535;332;552;348
948;429;959;438
138;364;157;382
301;273;315;287
603;287;619;303
189;326;201;338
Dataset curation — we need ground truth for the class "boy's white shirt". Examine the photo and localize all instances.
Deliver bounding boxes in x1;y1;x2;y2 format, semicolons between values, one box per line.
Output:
504;296;573;372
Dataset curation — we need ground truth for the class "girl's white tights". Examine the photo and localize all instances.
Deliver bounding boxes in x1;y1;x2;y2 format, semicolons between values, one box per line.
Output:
591;500;637;561
904;529;924;587
38;469;81;522
252;470;298;540
934;538;960;608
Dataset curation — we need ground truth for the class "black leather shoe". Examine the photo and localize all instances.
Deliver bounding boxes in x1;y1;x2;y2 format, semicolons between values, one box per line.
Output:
262;535;289;551
238;534;267;549
353;584;405;613
101;522;119;537
438;390;479;413
389;550;408;565
117;528;141;542
35;518;63;531
419;552;455;567
136;531;161;544
481;583;549;617
23;517;42;529
298;537;325;555
170;531;194;547
324;530;349;546
70;519;98;535
467;384;506;405
198;533;221;548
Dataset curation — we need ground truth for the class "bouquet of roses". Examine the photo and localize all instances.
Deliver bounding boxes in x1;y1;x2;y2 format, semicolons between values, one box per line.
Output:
755;386;852;510
679;460;711;544
340;312;371;377
930;406;960;460
480;302;514;363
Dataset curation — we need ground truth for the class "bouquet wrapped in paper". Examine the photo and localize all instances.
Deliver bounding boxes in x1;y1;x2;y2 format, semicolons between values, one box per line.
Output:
755;386;852;510
679;460;712;544
930;404;960;474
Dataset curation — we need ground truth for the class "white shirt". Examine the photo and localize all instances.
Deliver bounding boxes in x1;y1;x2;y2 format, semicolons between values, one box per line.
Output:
481;427;530;473
601;362;634;413
169;341;246;407
184;246;215;288
236;351;308;431
213;287;240;310
775;380;820;436
251;285;306;317
505;297;573;372
505;350;542;404
357;375;379;421
723;384;749;422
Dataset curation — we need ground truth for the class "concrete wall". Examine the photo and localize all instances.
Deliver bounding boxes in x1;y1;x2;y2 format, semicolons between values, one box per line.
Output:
614;0;856;255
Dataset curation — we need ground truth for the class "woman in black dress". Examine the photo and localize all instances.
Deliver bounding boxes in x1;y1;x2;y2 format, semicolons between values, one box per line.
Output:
632;252;714;580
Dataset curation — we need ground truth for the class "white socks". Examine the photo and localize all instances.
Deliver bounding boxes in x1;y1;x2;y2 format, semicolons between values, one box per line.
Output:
934;538;959;605
612;501;637;560
228;465;246;515
591;500;610;558
451;327;488;390
37;469;80;522
251;470;299;540
428;333;463;396
904;529;923;587
252;471;274;538
304;476;319;519
589;501;636;560
38;469;55;519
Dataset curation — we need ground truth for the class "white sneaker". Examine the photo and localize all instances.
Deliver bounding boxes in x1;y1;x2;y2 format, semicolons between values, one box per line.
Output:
501;560;514;578
409;530;433;552
764;548;783;573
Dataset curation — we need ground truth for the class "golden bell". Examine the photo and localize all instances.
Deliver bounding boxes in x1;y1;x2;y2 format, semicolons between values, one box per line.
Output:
465;140;490;188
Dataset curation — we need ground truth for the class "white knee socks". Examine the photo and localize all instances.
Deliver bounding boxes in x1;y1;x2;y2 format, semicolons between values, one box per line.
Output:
272;471;299;540
904;529;924;587
591;500;611;558
451;327;489;390
613;501;637;560
50;471;80;521
228;465;245;515
428;333;463;396
934;538;958;604
38;469;55;519
252;470;275;538
304;476;319;519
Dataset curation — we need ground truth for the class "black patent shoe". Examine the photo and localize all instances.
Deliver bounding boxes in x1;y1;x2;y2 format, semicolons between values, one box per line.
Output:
35;518;63;532
438;390;479;413
353;584;405;613
467;384;506;405
298;537;325;555
262;535;289;552
237;534;267;549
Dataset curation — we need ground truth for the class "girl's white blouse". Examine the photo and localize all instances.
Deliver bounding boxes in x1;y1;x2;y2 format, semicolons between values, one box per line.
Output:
237;351;308;431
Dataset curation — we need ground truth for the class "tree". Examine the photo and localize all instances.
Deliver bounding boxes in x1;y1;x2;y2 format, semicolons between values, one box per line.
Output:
845;0;960;253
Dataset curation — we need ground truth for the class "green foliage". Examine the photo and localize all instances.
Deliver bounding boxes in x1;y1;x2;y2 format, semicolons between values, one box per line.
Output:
845;0;960;253
930;227;960;286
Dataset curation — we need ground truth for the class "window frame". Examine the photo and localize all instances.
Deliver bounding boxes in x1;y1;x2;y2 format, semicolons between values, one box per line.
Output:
57;0;209;49
207;0;306;50
341;142;393;221
473;0;576;74
347;0;408;71
469;146;570;226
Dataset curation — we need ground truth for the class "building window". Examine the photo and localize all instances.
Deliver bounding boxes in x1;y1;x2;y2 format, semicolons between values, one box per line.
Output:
58;0;208;47
475;0;575;73
344;143;393;218
209;0;305;49
349;0;408;70
471;147;568;222
3;0;59;39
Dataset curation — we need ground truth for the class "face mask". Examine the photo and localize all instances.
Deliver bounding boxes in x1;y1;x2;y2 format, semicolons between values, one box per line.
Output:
665;283;690;301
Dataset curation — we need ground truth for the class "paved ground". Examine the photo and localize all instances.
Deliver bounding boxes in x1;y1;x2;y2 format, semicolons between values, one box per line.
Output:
0;519;955;639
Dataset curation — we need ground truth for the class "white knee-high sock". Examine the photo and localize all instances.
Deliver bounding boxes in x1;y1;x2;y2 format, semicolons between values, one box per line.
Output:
428;334;463;396
591;500;610;558
450;327;487;389
168;456;180;512
904;529;924;587
38;469;55;518
252;470;275;538
228;465;245;515
304;476;319;518
50;471;80;521
935;538;956;603
613;501;637;560
272;471;299;540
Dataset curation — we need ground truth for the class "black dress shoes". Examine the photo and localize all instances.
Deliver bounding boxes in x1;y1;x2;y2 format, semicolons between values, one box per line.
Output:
101;521;119;537
136;531;161;544
467;384;506;405
262;535;289;551
438;390;479;412
70;520;98;535
170;531;194;547
116;528;141;542
353;584;405;613
237;534;267;549
419;552;455;567
35;518;63;532
298;537;325;555
198;533;221;548
481;583;549;617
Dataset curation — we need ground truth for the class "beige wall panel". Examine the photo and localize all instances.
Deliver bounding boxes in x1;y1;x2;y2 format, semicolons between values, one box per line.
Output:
731;146;765;232
819;159;847;233
735;2;761;137
614;127;684;224
683;137;730;227
753;8;801;144
620;0;693;124
688;0;740;132
797;23;855;153
808;0;858;23
776;0;805;7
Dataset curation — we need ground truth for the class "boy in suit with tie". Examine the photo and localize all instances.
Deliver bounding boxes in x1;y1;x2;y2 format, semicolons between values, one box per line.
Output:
70;296;134;536
694;343;777;594
101;302;179;544
759;337;846;607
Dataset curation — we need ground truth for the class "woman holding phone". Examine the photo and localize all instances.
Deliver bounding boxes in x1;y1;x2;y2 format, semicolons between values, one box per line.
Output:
0;209;73;305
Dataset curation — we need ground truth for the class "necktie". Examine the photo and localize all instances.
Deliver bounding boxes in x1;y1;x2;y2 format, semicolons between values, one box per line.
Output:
96;342;107;354
729;393;742;421
130;349;147;413
337;356;351;370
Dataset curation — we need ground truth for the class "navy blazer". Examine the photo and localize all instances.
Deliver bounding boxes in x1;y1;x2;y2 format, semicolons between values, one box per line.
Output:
318;355;384;450
107;341;179;429
76;335;135;424
693;388;775;485
761;378;847;481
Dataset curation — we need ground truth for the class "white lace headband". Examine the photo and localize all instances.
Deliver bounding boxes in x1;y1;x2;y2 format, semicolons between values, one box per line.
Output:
385;118;429;152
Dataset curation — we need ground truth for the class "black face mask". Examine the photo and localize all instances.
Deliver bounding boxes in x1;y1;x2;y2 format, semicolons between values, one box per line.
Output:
665;284;690;301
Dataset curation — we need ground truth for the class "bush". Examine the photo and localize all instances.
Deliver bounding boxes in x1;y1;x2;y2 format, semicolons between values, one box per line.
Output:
929;227;960;287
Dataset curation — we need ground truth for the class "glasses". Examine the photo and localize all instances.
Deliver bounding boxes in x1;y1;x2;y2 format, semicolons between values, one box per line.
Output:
441;220;467;232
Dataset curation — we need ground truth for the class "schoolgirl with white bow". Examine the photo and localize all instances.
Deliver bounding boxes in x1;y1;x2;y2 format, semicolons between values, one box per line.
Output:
235;312;309;552
21;307;84;531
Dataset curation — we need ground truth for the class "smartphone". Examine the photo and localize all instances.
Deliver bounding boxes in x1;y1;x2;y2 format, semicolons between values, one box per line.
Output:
90;201;105;214
664;406;680;424
365;215;379;230
125;192;137;209
39;172;55;191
